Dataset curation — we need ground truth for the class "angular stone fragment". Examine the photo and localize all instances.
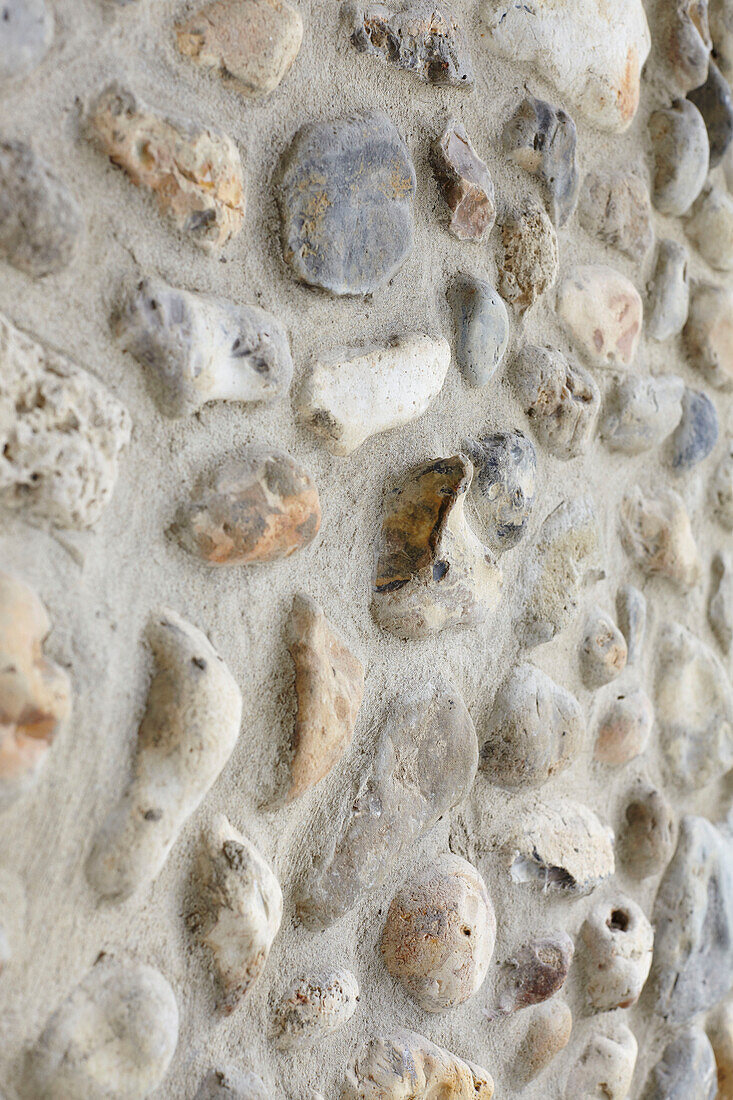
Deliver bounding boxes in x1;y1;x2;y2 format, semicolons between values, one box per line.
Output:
195;1068;268;1100
709;1001;733;1099
713;440;733;526
279;111;415;295
619;786;675;879
655;621;733;789
0;573;71;813
173;448;321;565
188;814;282;1013
88;84;245;251
86;611;243;900
581;895;653;1012
342;1030;494;1099
690;57;733;164
382;854;495;1013
480;0;651;133
671;387;719;471
649;100;709;215
503;95;579;226
480;663;585;789
0;140;82;277
176;0;303;98
432;121;495;241
349;3;474;87
647;240;690;340
517;1000;572;1084
519;498;600;647
116;277;292;417
274;969;359;1049
619;485;701;588
296;334;449;455
498;200;559;313
710;550;733;652
507;799;614;896
494;931;574;1017
565;1022;637;1100
685;283;733;389
687;182;733;270
581;606;627;688
1;1;52;82
464;430;536;552
578;170;653;261
297;679;477;929
652;815;733;1021
448;278;508;391
667;0;713;93
557;265;642;368
601;374;685;456
24;956;178;1100
286;593;364;802
0;312;131;530
371;455;502;639
511;345;600;461
642;1028;717;1100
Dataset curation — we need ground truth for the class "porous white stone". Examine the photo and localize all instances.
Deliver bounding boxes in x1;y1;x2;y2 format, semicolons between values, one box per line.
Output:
507;799;614;897
565;1021;637;1100
274;969;359;1049
581;895;654;1012
342;1029;494;1099
511;345;600;461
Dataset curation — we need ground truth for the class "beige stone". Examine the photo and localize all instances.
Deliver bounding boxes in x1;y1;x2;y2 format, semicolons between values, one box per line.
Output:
581;895;654;1011
498;200;558;312
619;486;701;589
565;1021;637;1099
557;265;642;367
274;969;359;1049
686;183;733;270
342;1029;494;1099
685;283;733;389
709;1000;733;1098
517;1000;572;1083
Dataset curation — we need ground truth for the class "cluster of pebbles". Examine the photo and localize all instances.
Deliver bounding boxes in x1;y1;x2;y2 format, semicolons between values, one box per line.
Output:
2;0;733;1097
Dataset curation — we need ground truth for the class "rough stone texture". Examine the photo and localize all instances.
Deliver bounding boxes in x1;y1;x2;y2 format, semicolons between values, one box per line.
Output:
712;0;733;82
194;1068;269;1100
279;111;415;295
619;785;676;879
565;1021;637;1100
88;84;246;251
710;549;733;652
690;56;733;165
580;606;627;688
601;374;685;455
448;276;508;388
619;485;702;588
0;311;131;530
557;265;643;368
503;95;579;226
709;1000;733;1100
342;1030;494;1099
685;282;733;389
649;100;709;215
511;344;600;461
494;932;574;1017
646;239;690;340
507;799;615;896
464;430;536;552
498;200;559;313
686;182;733;270
0;0;52;82
641;1027;718;1100
349;3;474;87
578;170;654;261
432;121;495;241
274;970;359;1049
580;894;653;1012
176;0;303;98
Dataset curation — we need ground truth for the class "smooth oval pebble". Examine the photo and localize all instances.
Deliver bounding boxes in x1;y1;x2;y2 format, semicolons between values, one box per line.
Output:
685;282;733;389
565;1021;637;1100
649;99;709;215
641;1027;717;1100
557;265;642;367
0;0;53;82
511;344;600;461
646;239;690;340
503;95;579;226
690;57;733;165
594;688;654;765
601;374;685;455
578;170;653;261
619;785;675;880
686;182;733;270
581;895;654;1012
274;969;359;1049
619;485;701;588
670;387;719;471
666;0;712;93
448;275;508;387
465;430;536;552
516;1000;572;1084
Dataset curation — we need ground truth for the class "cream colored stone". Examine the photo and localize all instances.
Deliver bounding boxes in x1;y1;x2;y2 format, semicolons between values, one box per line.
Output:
342;1029;494;1099
518;1000;572;1083
565;1021;637;1100
710;550;733;652
498;200;559;313
687;183;733;270
619;485;702;588
580;606;628;688
709;1000;733;1099
274;969;359;1049
581;895;654;1012
685;283;733;389
507;799;614;896
557;265;642;367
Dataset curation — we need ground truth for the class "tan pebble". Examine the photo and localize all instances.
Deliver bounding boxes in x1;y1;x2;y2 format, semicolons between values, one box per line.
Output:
581;606;628;688
511;344;600;462
578;170;653;261
595;689;653;764
619;485;701;588
619;786;675;879
517;1000;572;1083
507;799;614;897
565;1021;637;1099
685;283;733;390
710;550;733;653
498;200;559;313
667;0;712;93
581;895;654;1012
432;119;496;241
557;264;643;367
495;931;574;1017
712;441;733;527
274;969;359;1049
342;1029;494;1099
709;1001;733;1099
686;182;733;270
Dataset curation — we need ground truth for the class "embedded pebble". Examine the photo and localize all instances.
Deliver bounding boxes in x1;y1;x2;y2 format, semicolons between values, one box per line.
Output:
711;1;733;82
0;140;82;277
641;1027;717;1100
517;1000;572;1084
279;111;415;295
503;95;579;226
655;621;733;789
511;345;600;461
578;170;653;261
172;447;321;565
619;786;675;879
0;573;71;813
88;84;245;251
616;582;648;668
297;679;477;929
653;814;733;1020
0;312;131;530
507;799;614;896
349;3;474;87
685;282;733;389
670;387;719;471
686;182;733;270
381;854;495;1013
194;1068;268;1100
342;1029;494;1099
519;498;601;648
649;100;709;215
690;57;733;164
274;970;359;1049
286;593;364;802
708;1001;733;1099
480;0;651;132
557;265;642;367
432;121;495;241
23;956;178;1100
295;334;450;455
710;550;733;652
494;931;574;1017
116;277;293;417
175;0;303;97
667;0;712;93
448;276;508;387
565;1021;637;1100
619;485;701;588
646;240;690;340
581;895;654;1012
712;441;733;526
464;430;536;552
371;455;502;639
601;374;685;456
580;606;628;688
86;610;243;901
0;0;52;82
498;200;559;313
188;815;282;1013
480;663;585;789
595;687;653;765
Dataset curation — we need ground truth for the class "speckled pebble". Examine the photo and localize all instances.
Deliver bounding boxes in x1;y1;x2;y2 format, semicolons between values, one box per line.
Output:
349;2;474;87
465;430;536;552
581;895;653;1012
712;441;733;526
511;345;600;461
498;200;559;313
